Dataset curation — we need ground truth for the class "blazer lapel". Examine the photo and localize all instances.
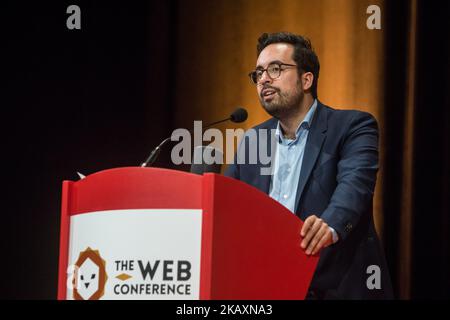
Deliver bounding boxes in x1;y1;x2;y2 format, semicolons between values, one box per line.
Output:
294;102;328;212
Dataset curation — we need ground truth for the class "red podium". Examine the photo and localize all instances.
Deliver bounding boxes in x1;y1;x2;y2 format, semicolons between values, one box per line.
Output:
58;167;318;300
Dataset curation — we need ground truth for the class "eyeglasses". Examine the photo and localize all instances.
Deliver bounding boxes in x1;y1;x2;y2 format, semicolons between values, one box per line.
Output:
248;62;297;84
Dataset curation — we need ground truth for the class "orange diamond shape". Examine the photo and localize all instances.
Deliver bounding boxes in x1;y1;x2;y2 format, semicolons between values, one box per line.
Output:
116;273;132;281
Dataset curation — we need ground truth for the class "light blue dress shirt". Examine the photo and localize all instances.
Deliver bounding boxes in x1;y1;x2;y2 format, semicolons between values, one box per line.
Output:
268;99;338;243
269;99;317;212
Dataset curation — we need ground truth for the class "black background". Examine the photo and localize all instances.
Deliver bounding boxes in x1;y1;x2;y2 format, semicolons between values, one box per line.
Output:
4;1;176;299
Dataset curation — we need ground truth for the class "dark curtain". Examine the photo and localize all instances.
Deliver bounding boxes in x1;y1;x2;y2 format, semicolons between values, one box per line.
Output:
383;0;450;299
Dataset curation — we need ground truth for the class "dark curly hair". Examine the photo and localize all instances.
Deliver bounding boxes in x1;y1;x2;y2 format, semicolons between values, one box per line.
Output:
257;32;320;99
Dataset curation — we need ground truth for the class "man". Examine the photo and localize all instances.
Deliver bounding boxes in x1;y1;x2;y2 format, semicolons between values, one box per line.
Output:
225;32;393;299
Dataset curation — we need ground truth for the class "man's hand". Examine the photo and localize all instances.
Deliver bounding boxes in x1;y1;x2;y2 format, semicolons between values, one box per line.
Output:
300;215;334;255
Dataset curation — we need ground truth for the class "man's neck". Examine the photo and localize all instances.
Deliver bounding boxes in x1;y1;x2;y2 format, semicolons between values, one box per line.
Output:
279;96;315;139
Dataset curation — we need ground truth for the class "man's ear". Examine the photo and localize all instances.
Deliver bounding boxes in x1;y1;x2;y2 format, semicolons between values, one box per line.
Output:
302;72;314;91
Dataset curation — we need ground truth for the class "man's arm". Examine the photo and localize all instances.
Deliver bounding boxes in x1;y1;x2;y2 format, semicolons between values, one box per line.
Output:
301;111;379;254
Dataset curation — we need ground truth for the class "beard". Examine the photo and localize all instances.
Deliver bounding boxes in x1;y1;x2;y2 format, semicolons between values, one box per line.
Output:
259;83;304;120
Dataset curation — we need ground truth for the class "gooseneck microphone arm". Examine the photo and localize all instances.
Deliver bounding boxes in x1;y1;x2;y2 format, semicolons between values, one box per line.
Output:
140;107;248;168
140;137;172;168
200;117;231;129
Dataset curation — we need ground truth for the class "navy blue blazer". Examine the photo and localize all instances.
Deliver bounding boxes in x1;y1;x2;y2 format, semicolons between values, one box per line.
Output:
225;101;393;299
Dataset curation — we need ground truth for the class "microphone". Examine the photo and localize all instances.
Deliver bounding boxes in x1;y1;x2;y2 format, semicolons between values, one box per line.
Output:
140;107;248;167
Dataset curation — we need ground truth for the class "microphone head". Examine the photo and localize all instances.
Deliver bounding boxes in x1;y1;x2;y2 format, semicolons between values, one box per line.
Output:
230;107;248;123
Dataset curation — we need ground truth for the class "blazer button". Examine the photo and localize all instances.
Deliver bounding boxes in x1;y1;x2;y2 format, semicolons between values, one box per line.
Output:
345;222;353;232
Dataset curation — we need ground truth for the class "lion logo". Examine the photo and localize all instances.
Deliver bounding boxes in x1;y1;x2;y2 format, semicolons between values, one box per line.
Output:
73;247;108;300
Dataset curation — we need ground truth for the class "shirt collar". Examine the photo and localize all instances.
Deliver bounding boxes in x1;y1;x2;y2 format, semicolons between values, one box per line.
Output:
275;99;318;141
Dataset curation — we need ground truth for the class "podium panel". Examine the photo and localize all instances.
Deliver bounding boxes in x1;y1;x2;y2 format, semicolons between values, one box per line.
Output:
67;209;202;300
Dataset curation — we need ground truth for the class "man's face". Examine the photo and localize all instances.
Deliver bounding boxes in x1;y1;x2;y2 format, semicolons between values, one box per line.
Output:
255;43;303;118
